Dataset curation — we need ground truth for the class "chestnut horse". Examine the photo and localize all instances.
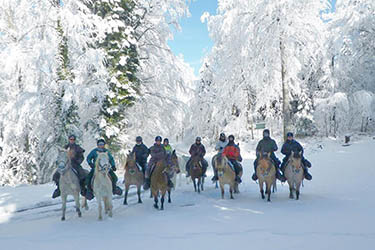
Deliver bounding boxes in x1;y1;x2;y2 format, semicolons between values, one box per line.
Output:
256;152;276;202
214;154;242;199
123;151;144;205
190;156;205;193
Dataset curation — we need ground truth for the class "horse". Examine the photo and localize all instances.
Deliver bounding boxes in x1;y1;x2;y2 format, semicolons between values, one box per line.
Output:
93;152;113;220
211;153;220;188
177;154;191;185
169;150;180;189
150;156;174;210
123;151;144;205
284;151;304;200
190;156;205;193
56;148;86;221
214;154;242;199
256;152;276;202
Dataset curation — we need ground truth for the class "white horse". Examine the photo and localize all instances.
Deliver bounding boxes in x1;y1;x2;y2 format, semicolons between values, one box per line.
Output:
176;154;191;186
93;152;113;220
284;151;304;200
56;148;86;221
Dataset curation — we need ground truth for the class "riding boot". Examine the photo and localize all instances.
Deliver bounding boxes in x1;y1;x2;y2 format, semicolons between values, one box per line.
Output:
168;178;174;188
211;169;218;181
185;158;191;177
79;179;87;197
303;165;312;180
252;161;258;181
276;168;287;182
143;178;151;190
85;169;95;200
235;175;242;183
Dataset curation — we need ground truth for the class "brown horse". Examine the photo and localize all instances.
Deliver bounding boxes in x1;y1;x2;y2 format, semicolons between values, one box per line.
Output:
150;157;173;210
165;150;180;203
256;152;276;202
284;151;304;200
190;156;205;193
123;152;144;205
214;154;242;199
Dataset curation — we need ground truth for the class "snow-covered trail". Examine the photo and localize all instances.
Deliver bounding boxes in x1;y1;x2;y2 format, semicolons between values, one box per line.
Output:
0;137;374;250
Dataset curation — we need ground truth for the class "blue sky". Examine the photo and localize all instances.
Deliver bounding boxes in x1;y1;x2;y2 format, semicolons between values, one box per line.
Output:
168;0;336;76
168;0;217;76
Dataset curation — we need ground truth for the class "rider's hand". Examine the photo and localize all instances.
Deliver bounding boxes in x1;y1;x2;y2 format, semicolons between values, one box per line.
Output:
89;163;95;168
112;166;117;171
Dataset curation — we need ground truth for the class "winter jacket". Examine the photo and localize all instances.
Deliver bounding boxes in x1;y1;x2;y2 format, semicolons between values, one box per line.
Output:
189;143;206;159
281;139;304;157
256;136;278;154
222;141;241;161
215;139;228;153
164;144;173;155
149;143;166;161
86;148;116;170
64;143;85;168
132;143;149;164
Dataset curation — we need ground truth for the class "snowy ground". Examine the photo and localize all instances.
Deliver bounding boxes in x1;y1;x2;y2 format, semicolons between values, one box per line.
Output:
0;136;374;250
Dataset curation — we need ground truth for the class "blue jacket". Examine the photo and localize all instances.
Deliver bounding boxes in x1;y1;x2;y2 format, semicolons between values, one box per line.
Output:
281;139;303;157
86;148;115;169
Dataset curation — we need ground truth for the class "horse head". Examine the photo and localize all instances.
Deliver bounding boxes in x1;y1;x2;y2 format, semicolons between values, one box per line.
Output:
125;151;137;175
56;149;71;174
258;151;273;176
96;152;111;174
215;154;227;177
170;150;180;174
290;150;302;172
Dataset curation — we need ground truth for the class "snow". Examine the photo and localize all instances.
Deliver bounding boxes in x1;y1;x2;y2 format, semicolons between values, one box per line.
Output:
1;136;374;249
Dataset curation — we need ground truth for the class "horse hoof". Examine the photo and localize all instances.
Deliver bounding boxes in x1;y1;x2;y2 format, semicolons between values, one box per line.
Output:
168;200;171;203
61;217;65;221
267;199;271;202
78;212;82;217
138;200;142;204
160;207;164;211
123;202;128;205
154;204;159;209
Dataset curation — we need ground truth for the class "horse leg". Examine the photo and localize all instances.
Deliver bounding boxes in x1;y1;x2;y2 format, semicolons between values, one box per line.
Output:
160;193;165;210
201;177;204;191
230;186;234;199
137;186;142;203
267;184;271;202
220;183;224;199
289;186;294;199
215;181;218;189
74;193;82;218
153;195;159;209
193;178;197;192
107;197;113;217
168;189;171;203
259;182;265;199
296;181;301;200
82;196;88;210
98;197;103;220
61;194;67;221
123;187;129;205
197;177;201;194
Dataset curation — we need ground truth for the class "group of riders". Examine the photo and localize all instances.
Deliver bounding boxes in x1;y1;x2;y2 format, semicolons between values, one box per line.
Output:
52;129;312;200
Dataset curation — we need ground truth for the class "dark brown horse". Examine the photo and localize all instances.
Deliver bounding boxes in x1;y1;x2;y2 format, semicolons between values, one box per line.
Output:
123;152;144;205
190;156;205;193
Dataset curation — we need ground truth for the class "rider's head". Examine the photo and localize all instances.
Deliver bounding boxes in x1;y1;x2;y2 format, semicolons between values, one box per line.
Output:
155;136;162;145
68;134;76;144
97;139;106;149
195;137;202;144
263;129;270;138
163;138;169;145
219;132;226;141
228;135;235;142
286;132;294;141
136;136;142;144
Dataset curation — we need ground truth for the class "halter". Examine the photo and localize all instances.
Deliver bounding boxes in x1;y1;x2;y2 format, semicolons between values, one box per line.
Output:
56;153;70;174
97;156;110;173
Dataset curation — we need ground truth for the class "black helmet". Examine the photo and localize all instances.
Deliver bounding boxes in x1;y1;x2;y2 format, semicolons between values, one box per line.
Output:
228;135;235;141
263;129;270;137
286;132;294;137
220;133;225;138
155;136;162;142
163;138;169;143
136;136;142;142
196;136;201;142
68;134;76;140
97;139;106;145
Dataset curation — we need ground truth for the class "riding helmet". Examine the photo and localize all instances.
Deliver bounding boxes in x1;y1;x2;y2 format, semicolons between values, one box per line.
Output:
286;132;294;137
164;138;169;143
263;129;270;137
220;133;225;138
97;139;106;145
155;136;162;142
68;134;76;140
196;136;202;142
228;135;235;141
136;136;142;142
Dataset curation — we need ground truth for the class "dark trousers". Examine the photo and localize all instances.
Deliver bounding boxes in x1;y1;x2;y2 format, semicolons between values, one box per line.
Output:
137;161;147;175
228;159;241;175
253;153;281;172
53;165;86;185
281;156;312;172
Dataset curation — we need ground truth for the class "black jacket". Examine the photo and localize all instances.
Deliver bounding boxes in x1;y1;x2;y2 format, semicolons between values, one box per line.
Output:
64;143;85;167
256;136;278;154
281;139;303;157
189;143;206;158
132;143;149;164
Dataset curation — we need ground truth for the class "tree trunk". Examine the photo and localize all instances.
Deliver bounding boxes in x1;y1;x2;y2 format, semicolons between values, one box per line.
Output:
280;37;291;141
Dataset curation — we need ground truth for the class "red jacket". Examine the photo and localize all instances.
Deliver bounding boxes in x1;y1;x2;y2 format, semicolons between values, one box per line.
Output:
223;143;240;160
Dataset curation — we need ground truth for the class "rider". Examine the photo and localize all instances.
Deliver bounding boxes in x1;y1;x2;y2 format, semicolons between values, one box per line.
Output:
132;136;149;175
222;135;242;183
252;129;286;182
280;132;312;180
212;133;228;181
163;138;173;155
186;137;208;178
143;136;174;190
85;139;123;200
52;134;87;198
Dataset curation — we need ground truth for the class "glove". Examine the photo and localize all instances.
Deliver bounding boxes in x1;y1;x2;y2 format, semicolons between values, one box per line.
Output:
89;163;95;169
112;166;117;171
219;147;223;150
